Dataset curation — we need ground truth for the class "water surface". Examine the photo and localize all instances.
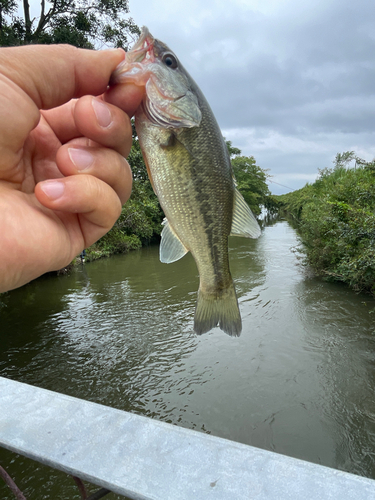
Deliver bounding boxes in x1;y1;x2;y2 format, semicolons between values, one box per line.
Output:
1;220;375;498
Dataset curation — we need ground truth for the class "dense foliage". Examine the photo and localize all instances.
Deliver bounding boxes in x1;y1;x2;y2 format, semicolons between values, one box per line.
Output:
0;0;139;47
278;152;375;294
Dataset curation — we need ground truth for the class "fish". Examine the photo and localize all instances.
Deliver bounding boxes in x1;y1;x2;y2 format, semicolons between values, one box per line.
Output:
110;27;261;336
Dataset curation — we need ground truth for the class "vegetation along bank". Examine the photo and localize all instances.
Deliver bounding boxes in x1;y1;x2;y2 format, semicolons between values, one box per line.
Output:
277;151;375;295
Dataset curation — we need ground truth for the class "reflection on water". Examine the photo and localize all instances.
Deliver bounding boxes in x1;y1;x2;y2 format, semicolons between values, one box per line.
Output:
1;220;375;498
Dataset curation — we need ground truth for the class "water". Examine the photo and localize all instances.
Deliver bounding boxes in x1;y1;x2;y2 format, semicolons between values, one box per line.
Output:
1;220;375;498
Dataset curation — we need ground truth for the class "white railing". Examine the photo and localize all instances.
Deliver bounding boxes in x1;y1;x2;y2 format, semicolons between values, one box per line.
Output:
1;376;374;499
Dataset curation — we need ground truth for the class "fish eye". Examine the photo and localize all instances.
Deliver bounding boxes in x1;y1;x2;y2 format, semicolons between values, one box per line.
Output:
162;53;178;69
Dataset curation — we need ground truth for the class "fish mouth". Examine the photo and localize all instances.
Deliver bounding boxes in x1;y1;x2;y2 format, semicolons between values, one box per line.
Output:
127;26;155;64
110;27;155;85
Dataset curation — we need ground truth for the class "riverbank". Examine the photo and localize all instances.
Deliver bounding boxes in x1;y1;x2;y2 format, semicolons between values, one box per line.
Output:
277;154;375;295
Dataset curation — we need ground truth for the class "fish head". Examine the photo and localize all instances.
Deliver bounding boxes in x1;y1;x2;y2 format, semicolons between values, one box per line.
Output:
110;27;202;129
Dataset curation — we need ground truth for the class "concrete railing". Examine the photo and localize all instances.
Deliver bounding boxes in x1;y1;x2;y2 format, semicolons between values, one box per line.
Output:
0;376;374;499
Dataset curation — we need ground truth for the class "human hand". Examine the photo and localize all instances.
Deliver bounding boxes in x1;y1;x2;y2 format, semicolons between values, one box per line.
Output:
0;44;144;293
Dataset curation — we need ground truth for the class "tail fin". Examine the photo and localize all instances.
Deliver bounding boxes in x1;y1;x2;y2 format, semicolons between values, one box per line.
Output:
194;282;242;337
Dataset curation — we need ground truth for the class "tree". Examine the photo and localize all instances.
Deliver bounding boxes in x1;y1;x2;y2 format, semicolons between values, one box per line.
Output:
333;151;356;169
225;141;271;216
231;155;271;215
225;139;241;159
277;151;375;294
0;0;140;48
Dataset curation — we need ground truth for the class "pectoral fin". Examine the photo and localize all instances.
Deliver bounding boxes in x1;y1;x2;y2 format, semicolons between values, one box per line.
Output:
160;132;199;164
230;188;261;238
160;219;189;263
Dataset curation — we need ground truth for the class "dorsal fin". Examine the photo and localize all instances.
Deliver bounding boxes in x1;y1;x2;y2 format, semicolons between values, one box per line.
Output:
230;188;261;238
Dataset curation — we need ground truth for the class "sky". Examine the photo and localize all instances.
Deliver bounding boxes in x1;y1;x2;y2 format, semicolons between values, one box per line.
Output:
126;0;375;194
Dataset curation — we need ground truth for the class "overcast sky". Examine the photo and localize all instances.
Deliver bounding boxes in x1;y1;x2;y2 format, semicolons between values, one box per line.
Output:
127;0;375;194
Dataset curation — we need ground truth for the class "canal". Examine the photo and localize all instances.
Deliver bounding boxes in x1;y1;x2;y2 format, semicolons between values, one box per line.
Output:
1;219;375;498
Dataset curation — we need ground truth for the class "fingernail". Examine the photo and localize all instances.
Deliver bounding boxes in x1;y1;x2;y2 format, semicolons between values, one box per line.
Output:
68;148;94;171
40;180;65;200
92;98;112;128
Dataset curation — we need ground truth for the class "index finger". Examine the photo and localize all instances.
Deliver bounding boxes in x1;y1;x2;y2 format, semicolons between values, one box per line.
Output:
0;45;125;110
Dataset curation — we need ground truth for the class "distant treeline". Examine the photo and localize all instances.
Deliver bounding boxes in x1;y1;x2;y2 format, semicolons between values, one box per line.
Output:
277;151;375;295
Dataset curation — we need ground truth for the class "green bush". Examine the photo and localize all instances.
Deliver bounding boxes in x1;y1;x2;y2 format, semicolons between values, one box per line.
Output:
86;231;142;262
278;153;375;294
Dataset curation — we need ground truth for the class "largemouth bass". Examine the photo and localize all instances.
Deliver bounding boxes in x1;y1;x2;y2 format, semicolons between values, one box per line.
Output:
111;27;261;336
